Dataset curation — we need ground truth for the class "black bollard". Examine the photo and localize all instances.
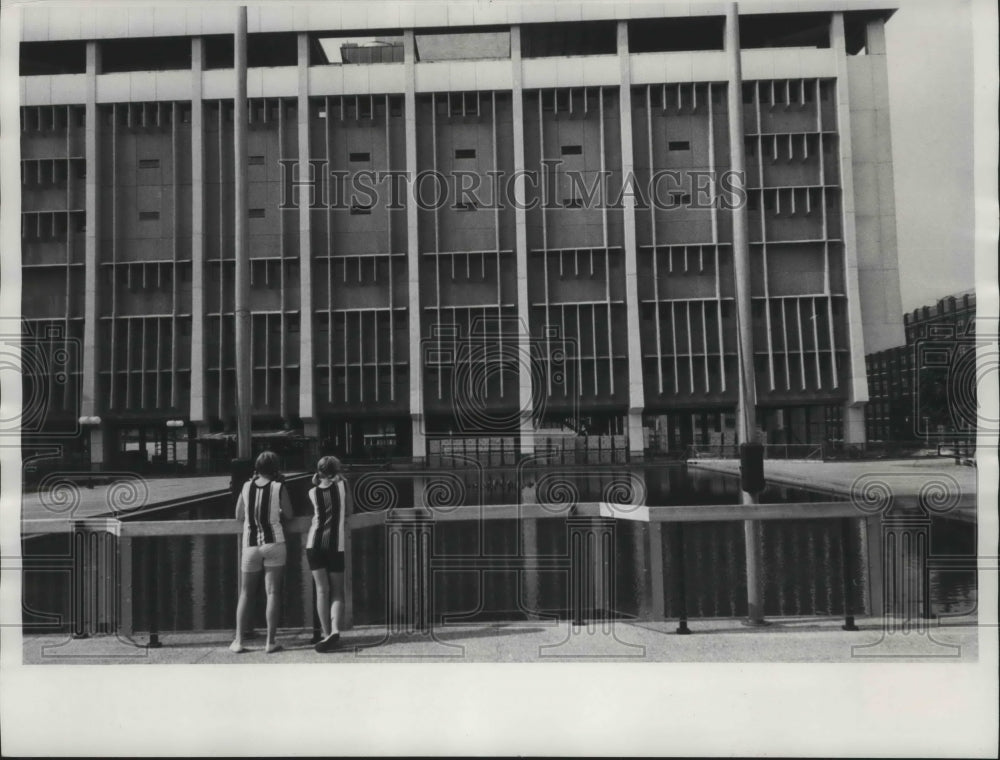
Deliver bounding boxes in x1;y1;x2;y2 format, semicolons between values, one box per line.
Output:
673;523;691;635
71;525;89;639
145;538;162;648
840;518;859;631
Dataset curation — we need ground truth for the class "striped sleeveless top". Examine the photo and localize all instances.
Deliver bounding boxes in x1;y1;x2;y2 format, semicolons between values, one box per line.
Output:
240;478;286;548
306;477;346;553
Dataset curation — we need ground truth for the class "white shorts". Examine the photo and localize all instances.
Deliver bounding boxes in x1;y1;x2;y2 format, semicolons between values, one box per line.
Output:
241;542;287;572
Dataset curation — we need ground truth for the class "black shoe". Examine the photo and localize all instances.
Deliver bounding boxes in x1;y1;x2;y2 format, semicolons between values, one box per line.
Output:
314;633;340;653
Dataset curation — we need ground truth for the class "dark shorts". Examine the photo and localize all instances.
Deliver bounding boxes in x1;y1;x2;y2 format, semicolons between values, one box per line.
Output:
306;547;345;573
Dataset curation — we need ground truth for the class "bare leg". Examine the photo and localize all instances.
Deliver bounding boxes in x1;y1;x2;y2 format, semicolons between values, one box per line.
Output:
312;569;331;639
329;571;345;635
263;566;284;653
231;571;259;652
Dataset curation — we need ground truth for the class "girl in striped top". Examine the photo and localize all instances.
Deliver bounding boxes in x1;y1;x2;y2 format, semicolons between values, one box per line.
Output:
306;456;349;653
230;451;293;654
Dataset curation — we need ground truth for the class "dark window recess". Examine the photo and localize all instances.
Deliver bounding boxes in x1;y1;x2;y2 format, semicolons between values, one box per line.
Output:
742;83;755;104
100;36;192;73
203;32;298;68
248;155;265;165
138;159;160;169
248;33;298;67
668;141;690;151
560;145;582;156
350;204;373;215
455;148;476;159
522;21;617;58
739;12;831;49
627;17;724;53
204;35;234;69
349;152;371;162
138;211;160;221
20;40;87;75
249;209;266;219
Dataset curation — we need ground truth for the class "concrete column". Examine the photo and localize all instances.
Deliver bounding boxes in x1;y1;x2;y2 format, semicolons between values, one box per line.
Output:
831;13;869;431
190;38;206;425
88;427;105;469
510;27;535;457
81;43;103;468
81;43;99;421
616;22;646;458
842;402;866;444
403;31;425;461
297;34;316;428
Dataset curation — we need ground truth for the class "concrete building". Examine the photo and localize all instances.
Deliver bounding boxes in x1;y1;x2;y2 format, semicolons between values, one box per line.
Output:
17;2;904;471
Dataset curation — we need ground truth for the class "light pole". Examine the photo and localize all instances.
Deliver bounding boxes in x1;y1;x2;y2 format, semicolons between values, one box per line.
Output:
725;2;767;625
233;6;252;486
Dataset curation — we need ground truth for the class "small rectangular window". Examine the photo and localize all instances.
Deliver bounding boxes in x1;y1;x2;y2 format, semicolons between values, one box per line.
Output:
138;211;160;221
454;148;476;160
561;145;582;156
668;141;690;151
349;152;370;162
138;159;160;169
249;208;266;219
248;155;265;165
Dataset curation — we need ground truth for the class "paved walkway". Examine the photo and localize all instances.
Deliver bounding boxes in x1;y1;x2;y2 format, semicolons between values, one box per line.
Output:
22;615;979;664
22;474;231;531
690;458;978;506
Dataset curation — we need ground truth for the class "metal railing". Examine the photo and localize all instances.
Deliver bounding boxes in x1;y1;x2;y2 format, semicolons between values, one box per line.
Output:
47;497;900;643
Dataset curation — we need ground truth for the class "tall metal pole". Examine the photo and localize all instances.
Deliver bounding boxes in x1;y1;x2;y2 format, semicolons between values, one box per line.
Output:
234;6;251;461
725;2;766;625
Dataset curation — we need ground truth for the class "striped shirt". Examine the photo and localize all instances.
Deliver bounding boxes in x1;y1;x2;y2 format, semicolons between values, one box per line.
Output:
306;477;347;553
238;478;288;548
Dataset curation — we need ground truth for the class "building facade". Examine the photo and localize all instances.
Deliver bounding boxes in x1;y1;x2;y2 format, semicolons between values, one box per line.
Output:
18;2;904;470
865;290;976;444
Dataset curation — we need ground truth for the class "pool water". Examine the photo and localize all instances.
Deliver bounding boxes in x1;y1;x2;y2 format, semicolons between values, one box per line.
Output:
21;464;978;634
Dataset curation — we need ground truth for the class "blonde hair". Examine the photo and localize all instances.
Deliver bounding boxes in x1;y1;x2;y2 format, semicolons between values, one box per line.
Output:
253;450;281;480
312;455;342;486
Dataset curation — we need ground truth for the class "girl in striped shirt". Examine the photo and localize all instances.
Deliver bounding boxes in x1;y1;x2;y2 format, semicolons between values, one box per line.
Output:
230;451;293;654
306;456;349;653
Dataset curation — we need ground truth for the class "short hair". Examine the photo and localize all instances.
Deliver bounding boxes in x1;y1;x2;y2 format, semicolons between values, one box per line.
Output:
254;450;281;479
312;455;342;485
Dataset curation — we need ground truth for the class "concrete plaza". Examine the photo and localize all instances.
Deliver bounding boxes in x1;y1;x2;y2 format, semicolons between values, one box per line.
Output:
22;614;979;664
